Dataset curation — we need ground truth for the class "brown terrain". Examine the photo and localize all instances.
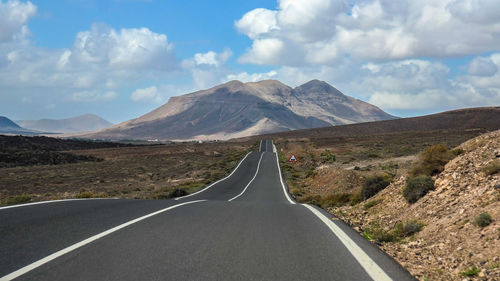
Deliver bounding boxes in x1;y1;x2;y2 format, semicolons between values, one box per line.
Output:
267;107;500;280
330;131;500;280
2;106;500;280
0;138;254;205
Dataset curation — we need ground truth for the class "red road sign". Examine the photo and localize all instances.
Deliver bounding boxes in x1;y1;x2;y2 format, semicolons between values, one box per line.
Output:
288;154;297;162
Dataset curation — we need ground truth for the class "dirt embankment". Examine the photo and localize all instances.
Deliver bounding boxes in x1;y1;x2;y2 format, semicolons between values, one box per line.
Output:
330;131;500;280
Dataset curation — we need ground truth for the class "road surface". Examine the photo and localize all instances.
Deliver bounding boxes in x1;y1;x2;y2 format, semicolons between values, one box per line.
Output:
0;140;415;280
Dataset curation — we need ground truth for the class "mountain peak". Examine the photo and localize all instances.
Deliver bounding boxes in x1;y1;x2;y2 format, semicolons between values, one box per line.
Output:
0;116;21;129
77;78;395;140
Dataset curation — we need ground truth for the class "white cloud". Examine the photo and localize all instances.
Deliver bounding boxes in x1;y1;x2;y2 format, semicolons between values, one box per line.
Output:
226;70;277;82
72;91;118;102
0;21;179;107
236;0;500;65
182;49;234;89
0;0;36;42
239;38;284;65
191;48;232;67
235;8;279;40
131;86;162;103
73;24;175;70
467;56;498;76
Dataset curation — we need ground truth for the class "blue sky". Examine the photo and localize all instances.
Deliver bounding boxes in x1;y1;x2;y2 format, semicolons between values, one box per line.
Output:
1;0;500;123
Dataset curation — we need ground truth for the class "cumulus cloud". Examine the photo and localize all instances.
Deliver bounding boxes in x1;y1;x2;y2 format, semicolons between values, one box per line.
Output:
467;56;498;76
235;8;279;40
73;24;175;70
130;86;163;103
0;0;36;42
0;20;178;107
236;0;500;65
226;70;278;82
182;49;234;89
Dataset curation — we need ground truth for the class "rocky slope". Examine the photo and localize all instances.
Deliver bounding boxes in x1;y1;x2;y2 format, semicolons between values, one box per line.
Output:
76;79;394;140
332;130;500;280
17;114;113;133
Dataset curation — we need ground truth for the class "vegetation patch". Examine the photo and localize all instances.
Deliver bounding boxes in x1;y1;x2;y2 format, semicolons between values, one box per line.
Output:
75;191;104;198
409;144;451;177
403;175;435;203
361;174;392;200
474;212;492;227
1;193;32;205
363;199;381;210
482;160;500;175
363;220;424;243
460;266;480;277
393;220;424;237
363;222;396;242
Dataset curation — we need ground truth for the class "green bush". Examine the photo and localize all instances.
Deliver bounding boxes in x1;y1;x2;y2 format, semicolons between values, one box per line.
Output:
321;193;353;208
168;188;189;198
363;223;396;242
75;191;95;198
320;151;336;163
460;266;480;277
393;220;424;238
361;175;391;200
403;176;435;203
482;160;500;176
298;195;322;207
409;144;450;177
450;148;465;157
363;199;380;210
474;213;492;227
2;193;32;205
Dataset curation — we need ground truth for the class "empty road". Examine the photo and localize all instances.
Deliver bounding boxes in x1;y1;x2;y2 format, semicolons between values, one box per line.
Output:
0;140;415;280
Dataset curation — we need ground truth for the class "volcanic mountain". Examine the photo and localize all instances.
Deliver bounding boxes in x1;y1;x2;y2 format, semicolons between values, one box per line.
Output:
0;116;39;135
17;114;113;134
78;80;395;140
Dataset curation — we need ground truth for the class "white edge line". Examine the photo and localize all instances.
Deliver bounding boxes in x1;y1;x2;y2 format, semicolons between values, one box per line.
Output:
302;204;393;281
175;152;252;200
228;153;264;202
0;198;118;210
0;199;206;281
273;142;295;204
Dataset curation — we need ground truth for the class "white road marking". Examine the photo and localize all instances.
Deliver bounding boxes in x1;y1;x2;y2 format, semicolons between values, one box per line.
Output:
302;204;393;281
273;142;295;204
259;139;263;152
228;153;264;202
175;152;252;200
0;198;118;210
0;200;206;281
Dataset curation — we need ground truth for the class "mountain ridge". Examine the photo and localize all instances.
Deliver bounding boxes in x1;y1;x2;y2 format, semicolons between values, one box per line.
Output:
17;114;113;134
73;79;396;140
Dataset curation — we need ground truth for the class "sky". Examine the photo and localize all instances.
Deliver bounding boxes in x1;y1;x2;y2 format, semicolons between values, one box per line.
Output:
1;0;500;123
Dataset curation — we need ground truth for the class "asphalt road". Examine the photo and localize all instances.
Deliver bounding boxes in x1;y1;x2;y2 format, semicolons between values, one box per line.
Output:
0;140;415;281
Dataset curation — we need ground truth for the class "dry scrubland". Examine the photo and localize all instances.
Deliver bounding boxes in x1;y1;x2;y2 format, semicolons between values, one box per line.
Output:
275;129;499;281
0;138;255;205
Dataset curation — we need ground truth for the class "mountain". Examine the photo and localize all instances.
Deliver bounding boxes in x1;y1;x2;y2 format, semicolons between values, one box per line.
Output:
17;114;113;134
0;116;39;135
77;80;395;140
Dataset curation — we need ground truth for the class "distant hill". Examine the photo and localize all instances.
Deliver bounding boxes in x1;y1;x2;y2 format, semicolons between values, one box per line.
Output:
0;116;21;130
17;114;113;133
75;79;395;140
253;107;500;140
0;116;39;135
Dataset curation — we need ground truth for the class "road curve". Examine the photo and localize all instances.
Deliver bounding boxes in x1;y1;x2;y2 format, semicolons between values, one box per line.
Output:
0;140;415;281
